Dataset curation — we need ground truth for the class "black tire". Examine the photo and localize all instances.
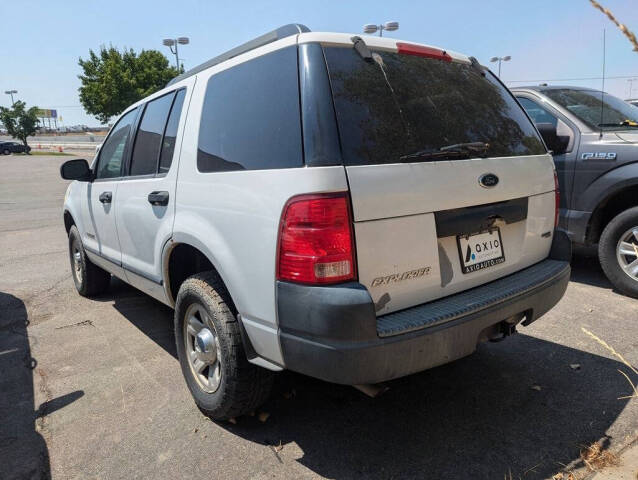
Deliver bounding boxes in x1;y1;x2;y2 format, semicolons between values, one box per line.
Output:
174;271;273;420
598;206;638;298
2;149;10;155
68;225;111;297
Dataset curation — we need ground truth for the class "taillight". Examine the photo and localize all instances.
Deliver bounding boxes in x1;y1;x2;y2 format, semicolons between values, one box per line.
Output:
277;193;356;285
554;170;560;228
396;42;452;62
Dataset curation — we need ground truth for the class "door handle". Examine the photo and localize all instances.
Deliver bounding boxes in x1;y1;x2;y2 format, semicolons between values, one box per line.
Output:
148;191;169;206
99;191;112;204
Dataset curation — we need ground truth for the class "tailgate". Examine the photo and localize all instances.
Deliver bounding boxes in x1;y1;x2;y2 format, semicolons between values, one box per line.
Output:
348;158;556;315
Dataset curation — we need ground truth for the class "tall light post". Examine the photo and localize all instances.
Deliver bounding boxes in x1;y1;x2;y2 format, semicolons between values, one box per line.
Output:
363;21;399;37
163;37;190;71
4;90;17;105
490;56;511;78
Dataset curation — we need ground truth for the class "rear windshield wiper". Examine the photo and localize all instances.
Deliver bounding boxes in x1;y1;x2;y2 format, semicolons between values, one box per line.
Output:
400;142;490;161
439;142;490;153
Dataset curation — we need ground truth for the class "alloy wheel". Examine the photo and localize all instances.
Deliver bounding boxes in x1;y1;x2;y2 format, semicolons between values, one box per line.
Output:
616;227;638;282
183;303;222;393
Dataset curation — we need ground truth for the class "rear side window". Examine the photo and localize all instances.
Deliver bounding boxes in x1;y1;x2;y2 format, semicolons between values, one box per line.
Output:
197;46;302;172
159;89;187;173
323;47;546;166
130;92;175;176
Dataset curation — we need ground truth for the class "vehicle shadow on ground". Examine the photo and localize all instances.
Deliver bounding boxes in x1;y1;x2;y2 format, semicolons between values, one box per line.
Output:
233;336;631;479
106;278;177;358
569;252;615;290
0;292;83;480
100;280;633;479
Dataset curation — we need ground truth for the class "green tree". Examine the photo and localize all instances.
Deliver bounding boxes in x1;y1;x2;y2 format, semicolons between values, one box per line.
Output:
78;46;179;124
0;101;39;151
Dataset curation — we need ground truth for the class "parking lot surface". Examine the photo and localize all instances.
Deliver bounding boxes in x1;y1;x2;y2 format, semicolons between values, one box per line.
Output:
1;154;637;479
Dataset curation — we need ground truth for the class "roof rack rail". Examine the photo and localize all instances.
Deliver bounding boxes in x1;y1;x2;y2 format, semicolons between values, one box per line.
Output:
166;23;311;86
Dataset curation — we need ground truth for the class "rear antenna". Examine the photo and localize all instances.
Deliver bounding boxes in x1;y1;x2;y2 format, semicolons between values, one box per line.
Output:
599;28;606;139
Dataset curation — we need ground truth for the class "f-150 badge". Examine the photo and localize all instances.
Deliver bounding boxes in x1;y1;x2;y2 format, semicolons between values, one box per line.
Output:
581;152;617;160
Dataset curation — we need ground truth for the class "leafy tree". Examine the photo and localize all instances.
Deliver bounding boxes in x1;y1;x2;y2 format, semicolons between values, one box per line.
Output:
0;101;39;151
78;46;179;124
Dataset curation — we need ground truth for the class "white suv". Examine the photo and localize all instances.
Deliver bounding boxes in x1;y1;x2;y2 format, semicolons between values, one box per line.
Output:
60;24;571;420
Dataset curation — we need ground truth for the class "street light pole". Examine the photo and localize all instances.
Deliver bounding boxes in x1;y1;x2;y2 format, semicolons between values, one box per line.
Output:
489;56;511;78
363;21;399;37
4;90;17;105
163;37;190;71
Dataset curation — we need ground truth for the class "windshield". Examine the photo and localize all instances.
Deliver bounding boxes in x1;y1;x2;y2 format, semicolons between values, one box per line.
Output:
543;88;638;130
323;46;546;166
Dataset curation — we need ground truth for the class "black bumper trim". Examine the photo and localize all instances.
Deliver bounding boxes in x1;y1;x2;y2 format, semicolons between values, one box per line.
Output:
278;260;570;385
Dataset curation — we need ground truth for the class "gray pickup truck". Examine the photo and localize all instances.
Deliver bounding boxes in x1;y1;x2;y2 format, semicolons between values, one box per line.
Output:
513;86;638;297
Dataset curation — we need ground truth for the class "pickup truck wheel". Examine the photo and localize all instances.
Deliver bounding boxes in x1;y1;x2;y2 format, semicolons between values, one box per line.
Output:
68;226;111;297
2;149;10;155
174;272;273;421
598;207;638;298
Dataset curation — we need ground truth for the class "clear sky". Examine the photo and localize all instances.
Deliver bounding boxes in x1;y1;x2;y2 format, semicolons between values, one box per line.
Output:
2;0;637;126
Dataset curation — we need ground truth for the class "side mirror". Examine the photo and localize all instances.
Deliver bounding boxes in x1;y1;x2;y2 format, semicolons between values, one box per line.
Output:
60;159;92;181
535;122;569;155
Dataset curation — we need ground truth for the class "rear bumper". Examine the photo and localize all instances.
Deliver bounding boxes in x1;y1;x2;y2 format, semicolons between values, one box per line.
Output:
277;231;571;385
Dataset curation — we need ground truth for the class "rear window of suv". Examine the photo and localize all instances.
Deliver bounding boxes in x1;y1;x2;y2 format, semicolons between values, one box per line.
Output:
323;47;545;166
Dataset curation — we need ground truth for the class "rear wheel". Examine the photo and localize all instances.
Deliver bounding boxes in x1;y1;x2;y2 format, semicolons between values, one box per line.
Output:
174;272;273;420
598;207;638;298
68;226;111;297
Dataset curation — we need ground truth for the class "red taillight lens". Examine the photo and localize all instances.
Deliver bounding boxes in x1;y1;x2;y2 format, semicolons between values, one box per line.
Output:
277;193;356;285
554;170;560;228
396;42;452;62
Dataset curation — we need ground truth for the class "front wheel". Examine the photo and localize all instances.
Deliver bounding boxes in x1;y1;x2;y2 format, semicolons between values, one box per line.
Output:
2;149;10;155
598;207;638;298
68;226;111;297
174;272;273;420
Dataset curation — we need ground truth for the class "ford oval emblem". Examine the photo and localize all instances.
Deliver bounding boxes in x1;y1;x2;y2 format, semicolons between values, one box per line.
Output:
479;173;499;188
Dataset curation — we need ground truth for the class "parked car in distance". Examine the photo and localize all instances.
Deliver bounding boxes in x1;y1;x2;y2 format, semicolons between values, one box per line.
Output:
1;141;31;155
626;98;638;107
60;24;570;420
514;85;638;297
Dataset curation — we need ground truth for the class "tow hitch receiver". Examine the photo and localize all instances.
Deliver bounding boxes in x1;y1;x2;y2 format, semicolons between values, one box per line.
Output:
489;317;521;343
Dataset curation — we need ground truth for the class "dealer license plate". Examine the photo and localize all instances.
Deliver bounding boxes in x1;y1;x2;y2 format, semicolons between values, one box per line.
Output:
457;229;505;274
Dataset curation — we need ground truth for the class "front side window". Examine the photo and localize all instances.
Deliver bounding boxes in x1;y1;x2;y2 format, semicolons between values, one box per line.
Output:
518;96;575;152
543;88;638;131
96;108;138;179
517;97;558;127
130;92;175;176
323;47;545;166
197;46;302;172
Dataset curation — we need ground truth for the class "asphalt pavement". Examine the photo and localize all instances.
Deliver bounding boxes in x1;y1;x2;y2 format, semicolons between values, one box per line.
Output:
1;154;636;479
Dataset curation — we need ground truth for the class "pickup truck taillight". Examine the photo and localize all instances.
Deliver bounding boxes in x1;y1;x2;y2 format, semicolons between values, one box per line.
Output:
277;193;356;285
554;170;560;228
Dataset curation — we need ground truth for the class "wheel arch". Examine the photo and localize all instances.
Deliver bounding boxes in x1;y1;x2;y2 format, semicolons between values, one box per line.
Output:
63;209;76;233
162;239;241;314
586;182;638;244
